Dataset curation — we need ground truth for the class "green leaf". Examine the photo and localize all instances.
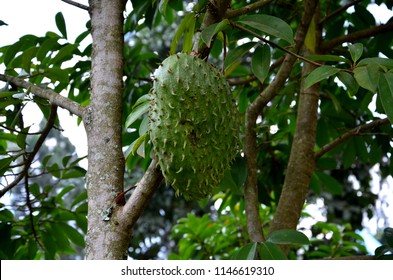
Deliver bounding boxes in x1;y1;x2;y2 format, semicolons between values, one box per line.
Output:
55;12;67;39
231;242;257;260
58;223;85;247
201;19;230;48
337;71;359;97
125;133;148;159
306;54;351;64
0;157;13;177
51;44;77;65
267;229;310;245
304;66;340;89
224;42;256;71
238;14;294;45
125;101;149;128
378;72;393;123
251;44;270;84
170;13;195;54
353;63;380;93
45;67;70;84
316;172;343;195
258;242;287;260
305;16;316;52
358;57;393;69
348;43;363;63
37;38;60;61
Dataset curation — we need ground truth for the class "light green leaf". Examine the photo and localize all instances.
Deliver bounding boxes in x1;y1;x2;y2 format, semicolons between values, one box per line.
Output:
378;72;393;123
349;43;363;63
353;63;380;93
304;65;340;89
231;242;257;260
170;13;195;54
125;133;148;160
201;19;230;48
258;241;287;260
267;229;310;245
305;16;316;52
125;101;149;128
55;12;67;39
238;14;294;45
251;44;270;84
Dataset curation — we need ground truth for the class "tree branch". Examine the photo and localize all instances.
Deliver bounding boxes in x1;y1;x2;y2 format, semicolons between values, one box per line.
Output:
319;0;363;26
243;0;319;243
225;0;272;19
0;105;58;198
315;118;390;161
321;21;393;52
117;159;163;229
60;0;89;11
0;74;85;118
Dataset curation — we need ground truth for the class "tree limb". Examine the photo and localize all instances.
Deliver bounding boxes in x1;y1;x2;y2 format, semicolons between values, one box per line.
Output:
319;0;363;26
321;21;393;52
315;118;390;161
117;159;164;229
0;74;85;118
225;0;272;19
60;0;89;11
0;105;58;198
243;0;319;243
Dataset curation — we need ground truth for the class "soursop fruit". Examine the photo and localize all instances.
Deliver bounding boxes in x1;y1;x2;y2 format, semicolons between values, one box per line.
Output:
149;53;239;200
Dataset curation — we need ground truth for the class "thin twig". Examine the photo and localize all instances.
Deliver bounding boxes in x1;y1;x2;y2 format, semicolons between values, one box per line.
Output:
0;106;58;198
315;118;391;160
60;0;89;11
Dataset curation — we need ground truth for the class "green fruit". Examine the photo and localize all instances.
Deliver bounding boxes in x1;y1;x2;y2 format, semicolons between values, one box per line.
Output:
149;53;239;200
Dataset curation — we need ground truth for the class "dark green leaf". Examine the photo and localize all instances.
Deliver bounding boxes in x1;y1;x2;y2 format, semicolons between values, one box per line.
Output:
252;44;270;84
231;242;257;260
337;71;359;97
378;72;393;123
238;14;294;45
51;44;77;65
306;55;350;64
267;229;310;245
55;12;67;39
0;157;13;176
258;241;287;260
224;42;256;71
45;67;70;84
316;172;343;195
304;66;340;89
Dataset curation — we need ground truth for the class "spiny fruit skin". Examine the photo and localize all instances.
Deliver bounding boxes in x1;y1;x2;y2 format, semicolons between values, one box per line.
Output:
149;53;239;200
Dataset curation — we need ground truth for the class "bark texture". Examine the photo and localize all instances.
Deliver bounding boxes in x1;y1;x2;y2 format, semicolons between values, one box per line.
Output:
244;0;318;242
85;0;127;259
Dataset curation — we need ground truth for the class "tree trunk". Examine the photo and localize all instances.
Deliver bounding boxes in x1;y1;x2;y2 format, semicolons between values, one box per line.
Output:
85;0;128;259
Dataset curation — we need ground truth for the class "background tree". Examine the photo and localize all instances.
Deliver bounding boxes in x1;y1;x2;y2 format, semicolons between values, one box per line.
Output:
1;0;393;260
